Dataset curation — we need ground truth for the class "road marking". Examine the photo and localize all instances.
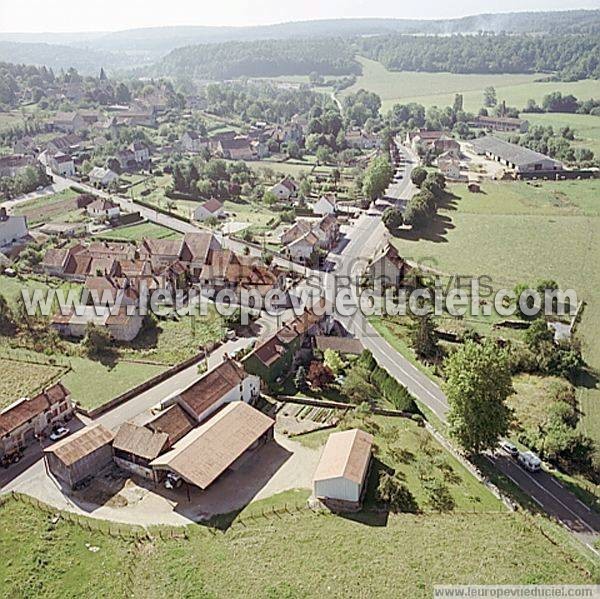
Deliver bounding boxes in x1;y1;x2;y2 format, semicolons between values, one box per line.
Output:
577;499;592;512
549;477;564;489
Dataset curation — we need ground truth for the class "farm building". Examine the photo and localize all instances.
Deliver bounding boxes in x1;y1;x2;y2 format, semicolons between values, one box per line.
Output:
44;424;115;490
313;428;374;511
0;383;73;458
469;136;563;174
151;401;274;490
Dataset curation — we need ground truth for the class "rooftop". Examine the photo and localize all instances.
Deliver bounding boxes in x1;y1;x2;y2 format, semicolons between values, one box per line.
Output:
44;424;114;467
470;136;562;167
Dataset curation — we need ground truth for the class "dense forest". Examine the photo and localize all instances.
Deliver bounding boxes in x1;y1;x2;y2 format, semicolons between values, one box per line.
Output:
151;38;361;79
358;33;600;80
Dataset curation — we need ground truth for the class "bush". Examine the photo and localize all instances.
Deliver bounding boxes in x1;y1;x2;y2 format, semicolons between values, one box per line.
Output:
377;471;419;513
371;366;418;412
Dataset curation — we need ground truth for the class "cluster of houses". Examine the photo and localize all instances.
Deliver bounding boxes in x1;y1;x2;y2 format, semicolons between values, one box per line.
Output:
0;292;375;510
40;230;286;340
0;207;29;250
279;213;340;264
180;120;305;162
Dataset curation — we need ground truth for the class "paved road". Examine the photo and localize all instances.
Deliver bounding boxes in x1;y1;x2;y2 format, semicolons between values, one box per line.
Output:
321;142;600;550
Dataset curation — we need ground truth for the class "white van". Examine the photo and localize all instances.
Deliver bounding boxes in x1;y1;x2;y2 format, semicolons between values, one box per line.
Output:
518;451;542;473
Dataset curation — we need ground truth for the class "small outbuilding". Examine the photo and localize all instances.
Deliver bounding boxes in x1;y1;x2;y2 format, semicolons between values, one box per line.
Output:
44;424;115;490
313;428;374;511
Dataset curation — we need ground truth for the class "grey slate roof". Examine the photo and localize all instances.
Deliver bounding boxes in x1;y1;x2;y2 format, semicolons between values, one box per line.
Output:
470;136;562;167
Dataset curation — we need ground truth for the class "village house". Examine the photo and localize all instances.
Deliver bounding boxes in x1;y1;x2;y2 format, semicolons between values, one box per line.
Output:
151;401;274;491
13;136;36;155
117;149;137;171
181;131;209;153
217;137;254;161
208;131;237;153
86;198;121;221
406;129;460;155
48;152;75;177
269;177;299;202
285;230;320;264
0;208;28;248
243;300;332;384
111;109;156;128
130;141;150;164
0;383;73;459
313;428;373;511
345;128;380;150
365;243;411;290
44;424;115;490
0;154;36;177
88;166;119;188
193;198;225;222
78;109;100;127
46;134;84;156
437;151;462;180
51;305;144;341
199;249;285;302
312;194;337;216
52;111;85;133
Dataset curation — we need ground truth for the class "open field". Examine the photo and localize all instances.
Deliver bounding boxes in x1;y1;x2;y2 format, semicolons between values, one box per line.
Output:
390;179;600;443
0;357;66;409
94;222;181;242
61;357;165;410
344;56;600;114
0;496;595;599
12;188;81;225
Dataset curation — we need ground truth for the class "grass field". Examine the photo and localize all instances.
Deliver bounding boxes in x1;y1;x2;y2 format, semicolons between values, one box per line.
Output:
390;179;600;444
94;222;181;242
344;56;600;114
0;497;595;598
12;188;83;225
0;357;66;409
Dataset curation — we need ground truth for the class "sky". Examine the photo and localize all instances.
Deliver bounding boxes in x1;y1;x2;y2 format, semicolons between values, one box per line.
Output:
1;0;599;32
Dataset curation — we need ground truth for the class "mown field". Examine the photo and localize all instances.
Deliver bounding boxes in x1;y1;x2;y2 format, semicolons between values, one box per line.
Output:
94;222;181;242
0;497;595;599
344;56;600;114
389;179;600;444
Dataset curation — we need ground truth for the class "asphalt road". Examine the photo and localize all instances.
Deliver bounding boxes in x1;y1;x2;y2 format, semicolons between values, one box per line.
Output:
322;141;600;550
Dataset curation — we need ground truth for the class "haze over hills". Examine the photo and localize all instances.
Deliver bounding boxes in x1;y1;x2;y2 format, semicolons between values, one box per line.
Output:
0;10;599;75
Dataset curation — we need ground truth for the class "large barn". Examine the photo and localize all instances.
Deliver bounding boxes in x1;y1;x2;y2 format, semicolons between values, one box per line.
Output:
313;428;374;511
469;136;563;174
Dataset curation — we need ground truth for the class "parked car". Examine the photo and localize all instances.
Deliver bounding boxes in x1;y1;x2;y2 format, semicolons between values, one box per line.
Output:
500;441;519;458
518;451;542;472
164;473;183;490
49;426;70;441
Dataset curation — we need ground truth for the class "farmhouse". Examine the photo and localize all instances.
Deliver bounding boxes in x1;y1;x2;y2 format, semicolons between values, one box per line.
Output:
87;198;120;221
46;134;84;155
181;131;209;153
151;401;274;491
345;128;380;149
312;194;336;216
0;153;35;177
280;215;340;263
270;177;299;201
48;152;75;177
88;166;118;188
177;357;261;423
469;136;563;174
44;424;115;490
130;141;150;164
193;198;225;222
0;208;28;249
437;151;461;180
217;137;254;161
0;383;73;458
51;305;144;341
52;111;85;133
313;428;373;511
243;300;331;384
365;243;411;289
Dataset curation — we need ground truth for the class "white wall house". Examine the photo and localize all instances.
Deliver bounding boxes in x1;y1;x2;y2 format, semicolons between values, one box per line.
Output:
49;153;75;177
86;198;120;220
312;195;336;216
181;131;209;153
286;232;319;264
88;166;118;188
194;198;225;222
313;428;373;510
0;209;28;248
270;177;298;201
